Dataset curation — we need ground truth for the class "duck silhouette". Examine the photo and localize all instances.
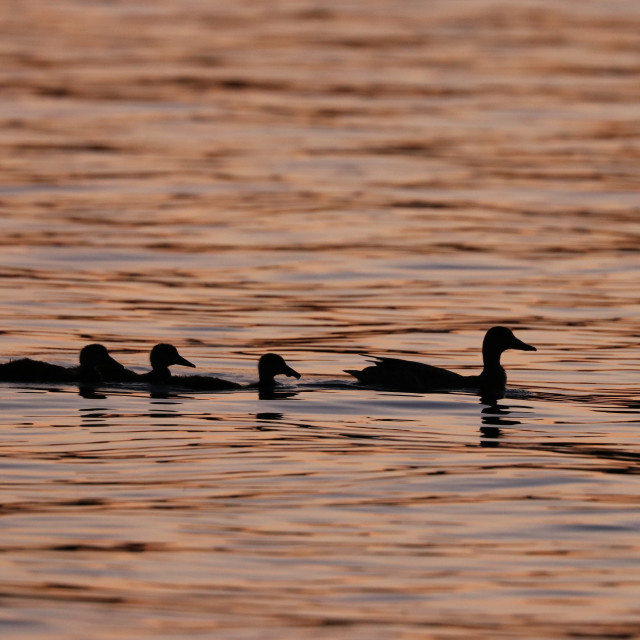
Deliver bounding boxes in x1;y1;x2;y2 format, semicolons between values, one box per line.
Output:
0;344;128;384
136;343;197;384
139;346;301;391
345;326;536;393
247;353;301;390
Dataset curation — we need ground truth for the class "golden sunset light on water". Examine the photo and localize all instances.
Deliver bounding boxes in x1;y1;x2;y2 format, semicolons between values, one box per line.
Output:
1;1;640;638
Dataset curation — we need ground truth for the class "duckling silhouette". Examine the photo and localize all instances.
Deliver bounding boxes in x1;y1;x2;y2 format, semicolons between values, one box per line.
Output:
141;348;301;392
175;353;301;391
247;353;301;390
251;353;302;399
137;343;196;384
0;344;128;384
75;344;131;384
345;326;536;394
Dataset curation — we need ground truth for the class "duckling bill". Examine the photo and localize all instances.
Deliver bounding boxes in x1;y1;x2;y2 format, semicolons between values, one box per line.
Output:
345;326;536;393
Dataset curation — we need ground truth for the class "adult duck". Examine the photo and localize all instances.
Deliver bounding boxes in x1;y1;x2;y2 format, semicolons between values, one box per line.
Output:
345;326;536;393
139;346;301;391
0;344;129;384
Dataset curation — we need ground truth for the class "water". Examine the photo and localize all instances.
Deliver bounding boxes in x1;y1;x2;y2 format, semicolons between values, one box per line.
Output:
1;0;640;637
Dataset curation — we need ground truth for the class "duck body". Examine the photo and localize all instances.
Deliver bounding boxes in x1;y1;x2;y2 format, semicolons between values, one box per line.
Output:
346;327;536;394
0;358;73;383
348;356;466;393
170;375;242;391
93;359;138;383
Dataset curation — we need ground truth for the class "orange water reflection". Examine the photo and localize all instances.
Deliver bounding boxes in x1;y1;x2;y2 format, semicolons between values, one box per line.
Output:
1;0;640;637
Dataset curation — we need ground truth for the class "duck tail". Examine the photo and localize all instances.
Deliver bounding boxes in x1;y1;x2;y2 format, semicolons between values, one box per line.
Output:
344;369;365;381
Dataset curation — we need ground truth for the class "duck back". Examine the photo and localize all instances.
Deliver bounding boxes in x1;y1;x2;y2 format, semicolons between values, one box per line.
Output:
0;358;73;383
346;357;465;392
163;374;242;391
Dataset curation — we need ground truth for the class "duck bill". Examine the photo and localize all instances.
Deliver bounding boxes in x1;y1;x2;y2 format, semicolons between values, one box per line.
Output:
176;356;196;368
284;365;301;379
513;338;536;352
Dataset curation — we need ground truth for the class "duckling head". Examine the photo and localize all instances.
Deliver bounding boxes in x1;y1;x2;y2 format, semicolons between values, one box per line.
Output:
150;343;196;371
257;353;301;386
79;344;125;379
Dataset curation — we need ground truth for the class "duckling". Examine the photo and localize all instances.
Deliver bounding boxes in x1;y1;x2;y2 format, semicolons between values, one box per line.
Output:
136;343;196;384
249;353;302;399
345;326;536;393
249;353;301;389
75;343;131;384
144;349;301;391
174;352;301;391
0;344;128;384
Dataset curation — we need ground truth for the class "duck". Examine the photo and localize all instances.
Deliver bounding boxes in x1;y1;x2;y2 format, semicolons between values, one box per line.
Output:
345;326;536;393
138;346;301;391
176;353;301;392
76;344;132;384
0;344;129;384
247;353;301;390
136;343;197;384
249;353;302;399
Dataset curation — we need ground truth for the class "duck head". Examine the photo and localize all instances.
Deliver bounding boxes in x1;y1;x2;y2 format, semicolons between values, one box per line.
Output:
150;343;196;372
484;326;536;353
482;326;536;367
79;344;126;381
257;353;301;386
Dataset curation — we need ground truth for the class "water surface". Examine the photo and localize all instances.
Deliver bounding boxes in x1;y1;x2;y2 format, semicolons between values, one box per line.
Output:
1;1;640;637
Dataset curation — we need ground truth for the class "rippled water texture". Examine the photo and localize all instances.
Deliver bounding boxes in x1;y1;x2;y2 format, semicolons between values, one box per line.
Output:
1;1;640;638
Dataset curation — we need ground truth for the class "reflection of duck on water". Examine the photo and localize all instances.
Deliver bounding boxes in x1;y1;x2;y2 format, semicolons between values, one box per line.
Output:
346;326;536;394
0;344;128;384
480;401;523;427
139;345;301;392
479;397;529;442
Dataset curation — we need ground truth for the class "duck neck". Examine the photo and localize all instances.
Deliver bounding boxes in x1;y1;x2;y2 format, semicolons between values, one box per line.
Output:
482;345;503;370
480;345;506;386
79;363;102;384
258;369;274;387
151;365;171;383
